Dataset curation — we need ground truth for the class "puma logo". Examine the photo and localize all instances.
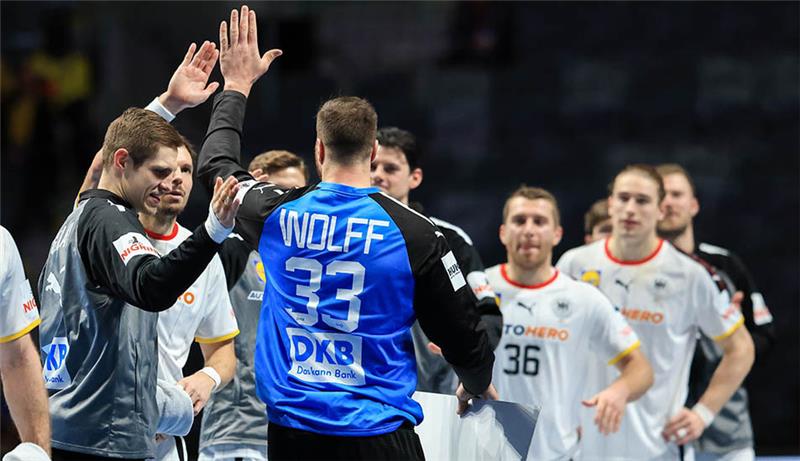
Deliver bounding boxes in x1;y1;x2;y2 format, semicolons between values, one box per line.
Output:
516;301;535;315
615;279;631;292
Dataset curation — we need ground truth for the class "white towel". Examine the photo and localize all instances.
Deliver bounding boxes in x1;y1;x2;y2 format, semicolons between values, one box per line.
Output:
2;442;50;461
155;379;194;436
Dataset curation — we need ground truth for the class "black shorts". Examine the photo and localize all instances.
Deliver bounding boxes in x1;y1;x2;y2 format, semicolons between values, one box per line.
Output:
51;447;145;461
268;421;426;461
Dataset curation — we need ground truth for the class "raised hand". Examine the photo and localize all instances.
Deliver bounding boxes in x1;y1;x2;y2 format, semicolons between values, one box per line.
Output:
160;41;220;115
211;176;241;228
219;5;282;97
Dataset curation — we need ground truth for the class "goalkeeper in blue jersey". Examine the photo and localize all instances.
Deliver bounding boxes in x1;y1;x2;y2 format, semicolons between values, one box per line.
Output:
196;6;497;461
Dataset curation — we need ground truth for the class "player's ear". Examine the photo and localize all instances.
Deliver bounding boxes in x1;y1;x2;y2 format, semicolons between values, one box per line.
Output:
369;140;378;164
409;167;423;190
112;148;130;173
499;223;508;246
690;196;699;218
315;139;325;165
553;225;563;247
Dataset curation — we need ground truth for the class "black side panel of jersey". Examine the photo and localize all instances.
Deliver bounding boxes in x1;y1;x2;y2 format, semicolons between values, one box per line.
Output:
76;189;219;311
219;236;253;290
370;193;494;395
697;248;775;357
438;225;502;349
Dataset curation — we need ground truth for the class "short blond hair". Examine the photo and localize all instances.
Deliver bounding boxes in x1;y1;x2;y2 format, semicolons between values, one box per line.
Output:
249;150;307;180
502;185;561;227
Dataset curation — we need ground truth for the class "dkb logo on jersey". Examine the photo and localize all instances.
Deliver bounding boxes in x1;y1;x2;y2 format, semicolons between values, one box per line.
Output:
42;337;71;389
287;328;365;386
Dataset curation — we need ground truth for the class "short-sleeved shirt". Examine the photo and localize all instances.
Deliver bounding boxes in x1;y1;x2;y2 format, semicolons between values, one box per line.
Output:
557;238;743;461
148;223;239;384
0;226;40;343
487;264;639;460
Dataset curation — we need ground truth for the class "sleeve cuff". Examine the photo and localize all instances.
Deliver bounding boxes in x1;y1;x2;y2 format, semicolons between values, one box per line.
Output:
145;96;176;122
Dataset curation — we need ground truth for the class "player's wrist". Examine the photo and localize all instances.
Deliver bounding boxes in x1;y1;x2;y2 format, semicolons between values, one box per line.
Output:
157;92;185;117
198;366;221;391
223;81;251;98
691;402;715;428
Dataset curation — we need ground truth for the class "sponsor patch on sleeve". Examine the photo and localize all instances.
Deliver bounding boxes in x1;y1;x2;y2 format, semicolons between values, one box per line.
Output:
466;271;496;300
112;232;159;265
441;251;466;292
751;292;773;326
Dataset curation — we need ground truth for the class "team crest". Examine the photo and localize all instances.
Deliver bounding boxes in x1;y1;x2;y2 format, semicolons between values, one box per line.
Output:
580;270;601;287
654;278;667;290
552;298;572;319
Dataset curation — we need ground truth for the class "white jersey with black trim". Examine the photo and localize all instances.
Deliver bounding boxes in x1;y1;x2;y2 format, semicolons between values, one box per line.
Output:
0;226;40;343
557;238;744;461
486;264;639;461
148;223;240;384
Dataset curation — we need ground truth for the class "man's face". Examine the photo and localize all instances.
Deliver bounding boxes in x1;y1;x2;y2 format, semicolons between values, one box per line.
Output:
658;173;698;238
500;197;563;270
609;172;664;241
156;145;194;217
586;218;613;244
370;145;421;204
122;145;177;215
269;167;306;189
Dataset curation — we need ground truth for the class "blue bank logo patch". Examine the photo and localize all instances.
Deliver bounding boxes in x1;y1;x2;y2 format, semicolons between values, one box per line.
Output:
288;328;365;386
42;337;71;389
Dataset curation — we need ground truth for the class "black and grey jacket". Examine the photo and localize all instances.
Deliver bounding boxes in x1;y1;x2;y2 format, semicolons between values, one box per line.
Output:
687;242;775;454
199;235;267;451
38;189;222;458
409;208;501;394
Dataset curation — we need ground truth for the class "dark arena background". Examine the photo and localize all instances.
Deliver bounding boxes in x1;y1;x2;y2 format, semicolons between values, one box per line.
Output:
1;1;797;458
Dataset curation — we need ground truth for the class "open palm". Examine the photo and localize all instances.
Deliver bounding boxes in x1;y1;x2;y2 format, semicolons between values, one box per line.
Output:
163;41;220;114
219;5;282;97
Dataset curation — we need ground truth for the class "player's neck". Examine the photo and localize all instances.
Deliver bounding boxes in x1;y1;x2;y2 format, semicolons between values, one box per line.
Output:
506;260;555;286
670;225;695;254
609;234;661;262
320;164;372;188
140;213;178;236
97;175;126;204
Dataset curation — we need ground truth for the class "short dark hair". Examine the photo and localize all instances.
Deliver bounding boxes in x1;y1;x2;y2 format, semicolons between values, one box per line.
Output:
609;164;666;203
180;135;197;164
377;127;421;170
315;96;377;165
502;185;561;227
584;199;610;235
656;163;696;196
102;108;183;168
249;150;307;180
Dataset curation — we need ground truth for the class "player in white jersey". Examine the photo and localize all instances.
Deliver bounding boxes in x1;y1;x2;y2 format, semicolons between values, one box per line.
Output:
486;186;653;460
557;164;755;460
0;226;51;460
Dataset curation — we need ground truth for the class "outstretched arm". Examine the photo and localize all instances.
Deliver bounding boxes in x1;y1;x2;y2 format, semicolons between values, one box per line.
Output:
197;5;282;191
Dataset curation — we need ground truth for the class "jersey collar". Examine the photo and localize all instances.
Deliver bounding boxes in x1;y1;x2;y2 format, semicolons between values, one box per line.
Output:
604;237;664;266
500;264;559;289
145;222;179;241
317;182;380;196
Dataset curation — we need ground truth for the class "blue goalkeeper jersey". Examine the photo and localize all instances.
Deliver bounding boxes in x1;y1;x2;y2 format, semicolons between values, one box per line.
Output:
196;90;495;437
